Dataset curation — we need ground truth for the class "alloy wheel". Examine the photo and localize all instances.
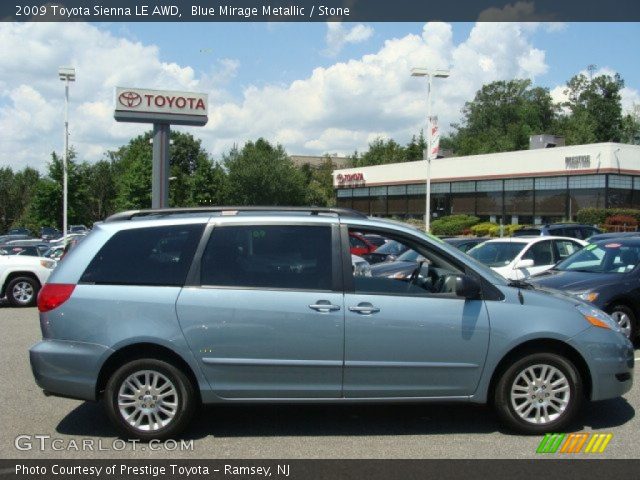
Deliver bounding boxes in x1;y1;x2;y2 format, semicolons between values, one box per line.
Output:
12;281;34;305
611;311;632;339
117;370;179;432
510;364;570;425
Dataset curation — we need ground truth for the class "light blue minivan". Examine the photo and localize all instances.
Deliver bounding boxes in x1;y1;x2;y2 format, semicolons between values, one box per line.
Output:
29;207;634;440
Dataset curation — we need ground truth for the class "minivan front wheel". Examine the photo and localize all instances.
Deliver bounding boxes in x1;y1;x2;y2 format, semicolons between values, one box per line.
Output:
104;359;196;440
494;352;582;434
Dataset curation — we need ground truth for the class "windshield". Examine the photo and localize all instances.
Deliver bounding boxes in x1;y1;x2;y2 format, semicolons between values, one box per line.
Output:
468;241;526;267
555;243;640;274
374;240;407;255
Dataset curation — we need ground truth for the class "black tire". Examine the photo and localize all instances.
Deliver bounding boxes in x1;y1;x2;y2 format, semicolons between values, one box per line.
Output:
494;352;582;435
609;304;636;340
6;276;39;307
104;358;196;441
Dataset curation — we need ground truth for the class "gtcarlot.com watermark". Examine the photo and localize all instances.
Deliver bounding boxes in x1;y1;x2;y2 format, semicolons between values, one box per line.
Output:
15;435;194;452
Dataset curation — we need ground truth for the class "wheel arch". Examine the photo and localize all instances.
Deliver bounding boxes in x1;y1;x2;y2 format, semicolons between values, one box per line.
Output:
95;342;202;403
1;271;42;297
487;338;592;404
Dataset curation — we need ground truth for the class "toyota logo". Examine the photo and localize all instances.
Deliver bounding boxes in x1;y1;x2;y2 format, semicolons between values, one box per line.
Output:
118;91;142;108
336;174;344;183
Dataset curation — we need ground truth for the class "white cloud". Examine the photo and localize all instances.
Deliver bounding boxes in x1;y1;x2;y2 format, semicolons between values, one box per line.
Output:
0;21;556;171
323;22;374;57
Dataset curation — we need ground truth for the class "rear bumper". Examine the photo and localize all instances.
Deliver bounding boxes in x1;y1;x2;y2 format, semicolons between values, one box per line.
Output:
569;328;634;401
29;339;113;401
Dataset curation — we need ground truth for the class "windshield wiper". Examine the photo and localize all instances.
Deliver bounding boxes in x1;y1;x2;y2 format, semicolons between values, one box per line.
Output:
508;279;535;289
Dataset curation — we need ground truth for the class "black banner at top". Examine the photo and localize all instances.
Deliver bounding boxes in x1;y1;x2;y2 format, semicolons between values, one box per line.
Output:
3;0;640;22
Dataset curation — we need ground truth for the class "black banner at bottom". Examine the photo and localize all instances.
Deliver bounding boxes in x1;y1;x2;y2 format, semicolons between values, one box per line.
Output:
0;459;638;480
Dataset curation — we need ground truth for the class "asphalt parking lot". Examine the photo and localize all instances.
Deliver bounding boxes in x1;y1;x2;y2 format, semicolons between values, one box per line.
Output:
1;306;639;459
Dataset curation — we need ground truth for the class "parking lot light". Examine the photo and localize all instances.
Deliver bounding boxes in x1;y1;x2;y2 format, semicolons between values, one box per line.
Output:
58;66;76;246
411;67;449;232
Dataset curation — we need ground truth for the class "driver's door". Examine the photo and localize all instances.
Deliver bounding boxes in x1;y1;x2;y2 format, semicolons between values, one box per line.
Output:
342;227;491;398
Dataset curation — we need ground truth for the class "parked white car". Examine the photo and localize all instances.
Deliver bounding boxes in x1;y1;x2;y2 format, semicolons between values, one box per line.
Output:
468;236;587;280
0;254;56;307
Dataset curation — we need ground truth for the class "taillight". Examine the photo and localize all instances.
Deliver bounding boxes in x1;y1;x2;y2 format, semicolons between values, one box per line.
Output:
37;284;75;312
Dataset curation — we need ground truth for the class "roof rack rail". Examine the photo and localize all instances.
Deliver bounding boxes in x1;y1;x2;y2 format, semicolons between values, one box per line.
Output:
104;206;368;222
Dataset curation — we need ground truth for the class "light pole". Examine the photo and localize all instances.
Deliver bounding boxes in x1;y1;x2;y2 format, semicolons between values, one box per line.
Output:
411;68;449;232
58;67;75;246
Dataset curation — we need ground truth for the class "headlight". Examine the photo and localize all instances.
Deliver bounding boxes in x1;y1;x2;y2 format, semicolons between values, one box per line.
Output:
576;291;599;303
354;262;372;277
576;304;619;332
40;259;56;269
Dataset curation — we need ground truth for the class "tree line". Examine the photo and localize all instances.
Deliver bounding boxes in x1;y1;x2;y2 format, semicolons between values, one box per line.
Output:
1;71;639;233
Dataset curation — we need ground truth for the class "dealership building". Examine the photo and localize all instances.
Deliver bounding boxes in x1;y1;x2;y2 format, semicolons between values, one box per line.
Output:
333;142;640;225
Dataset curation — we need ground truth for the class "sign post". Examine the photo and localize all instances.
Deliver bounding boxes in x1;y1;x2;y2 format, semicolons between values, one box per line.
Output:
114;87;208;208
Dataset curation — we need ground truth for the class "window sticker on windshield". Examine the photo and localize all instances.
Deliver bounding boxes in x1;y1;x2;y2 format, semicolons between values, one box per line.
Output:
585;244;597;250
604;243;622;249
252;230;266;239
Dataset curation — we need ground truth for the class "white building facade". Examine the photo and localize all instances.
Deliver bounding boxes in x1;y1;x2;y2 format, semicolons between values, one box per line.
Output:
333;143;640;225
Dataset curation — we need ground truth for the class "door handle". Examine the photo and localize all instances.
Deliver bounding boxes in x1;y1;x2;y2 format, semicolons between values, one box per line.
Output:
309;301;341;313
349;303;380;315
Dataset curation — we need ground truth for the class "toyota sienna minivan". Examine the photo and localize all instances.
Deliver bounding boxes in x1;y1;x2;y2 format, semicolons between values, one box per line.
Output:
29;207;634;440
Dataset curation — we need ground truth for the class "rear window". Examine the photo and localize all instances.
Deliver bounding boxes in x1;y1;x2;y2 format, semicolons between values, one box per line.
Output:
200;225;332;290
80;224;204;286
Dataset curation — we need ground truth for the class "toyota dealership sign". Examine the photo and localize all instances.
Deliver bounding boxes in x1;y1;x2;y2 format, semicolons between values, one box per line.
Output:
114;87;208;126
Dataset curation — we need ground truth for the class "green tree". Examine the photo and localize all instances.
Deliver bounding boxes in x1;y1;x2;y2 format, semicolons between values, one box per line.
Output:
446;79;557;155
351;138;407;167
302;156;337;207
190;156;227;206
559;73;625;143
621;104;640;145
113;133;153;210
224;138;306;206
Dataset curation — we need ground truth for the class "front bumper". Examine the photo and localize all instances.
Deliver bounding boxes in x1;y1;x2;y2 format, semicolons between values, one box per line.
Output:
569;327;634;401
29;339;113;401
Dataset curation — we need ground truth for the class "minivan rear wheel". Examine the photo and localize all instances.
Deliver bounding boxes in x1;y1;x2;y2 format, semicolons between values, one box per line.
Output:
104;358;196;441
494;352;582;434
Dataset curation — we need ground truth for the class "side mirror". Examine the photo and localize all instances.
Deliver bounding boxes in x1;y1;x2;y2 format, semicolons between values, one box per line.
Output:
455;275;482;299
514;259;534;269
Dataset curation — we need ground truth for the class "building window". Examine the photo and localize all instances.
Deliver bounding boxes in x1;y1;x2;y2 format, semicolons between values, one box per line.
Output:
352;198;370;214
431;182;451;194
352;187;370;197
535;177;567;190
388;185;407;196
609;175;633;190
450;193;476;215
504;179;533;191
476;180;503;192
337;197;353;209
568;175;605;189
451;181;475;193
634;177;640;190
336;189;352;198
407;184;426;195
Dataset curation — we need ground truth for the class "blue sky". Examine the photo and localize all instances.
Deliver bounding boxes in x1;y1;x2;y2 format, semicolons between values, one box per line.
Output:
0;21;639;171
109;22;640;97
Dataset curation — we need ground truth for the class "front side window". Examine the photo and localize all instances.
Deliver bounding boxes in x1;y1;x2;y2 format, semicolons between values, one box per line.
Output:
354;230;463;296
555;240;581;260
523;240;555;266
80;224;204;286
201;225;332;290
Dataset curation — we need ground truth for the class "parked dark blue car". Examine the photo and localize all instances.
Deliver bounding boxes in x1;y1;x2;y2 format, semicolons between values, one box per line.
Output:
530;237;640;339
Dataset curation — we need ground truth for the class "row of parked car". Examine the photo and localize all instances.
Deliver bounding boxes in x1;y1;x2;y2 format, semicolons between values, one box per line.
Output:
348;223;640;340
0;226;88;307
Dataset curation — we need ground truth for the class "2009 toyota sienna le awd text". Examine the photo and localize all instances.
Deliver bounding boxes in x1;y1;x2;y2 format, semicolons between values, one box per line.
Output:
29;207;634;440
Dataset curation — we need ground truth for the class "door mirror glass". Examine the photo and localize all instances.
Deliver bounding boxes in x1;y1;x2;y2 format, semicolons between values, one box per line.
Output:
455;275;482;299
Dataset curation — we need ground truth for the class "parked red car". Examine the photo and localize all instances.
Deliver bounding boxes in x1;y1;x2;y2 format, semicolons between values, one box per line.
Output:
349;232;377;256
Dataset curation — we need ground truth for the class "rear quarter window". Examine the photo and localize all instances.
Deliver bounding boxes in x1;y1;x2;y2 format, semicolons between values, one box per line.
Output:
80;224;204;286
